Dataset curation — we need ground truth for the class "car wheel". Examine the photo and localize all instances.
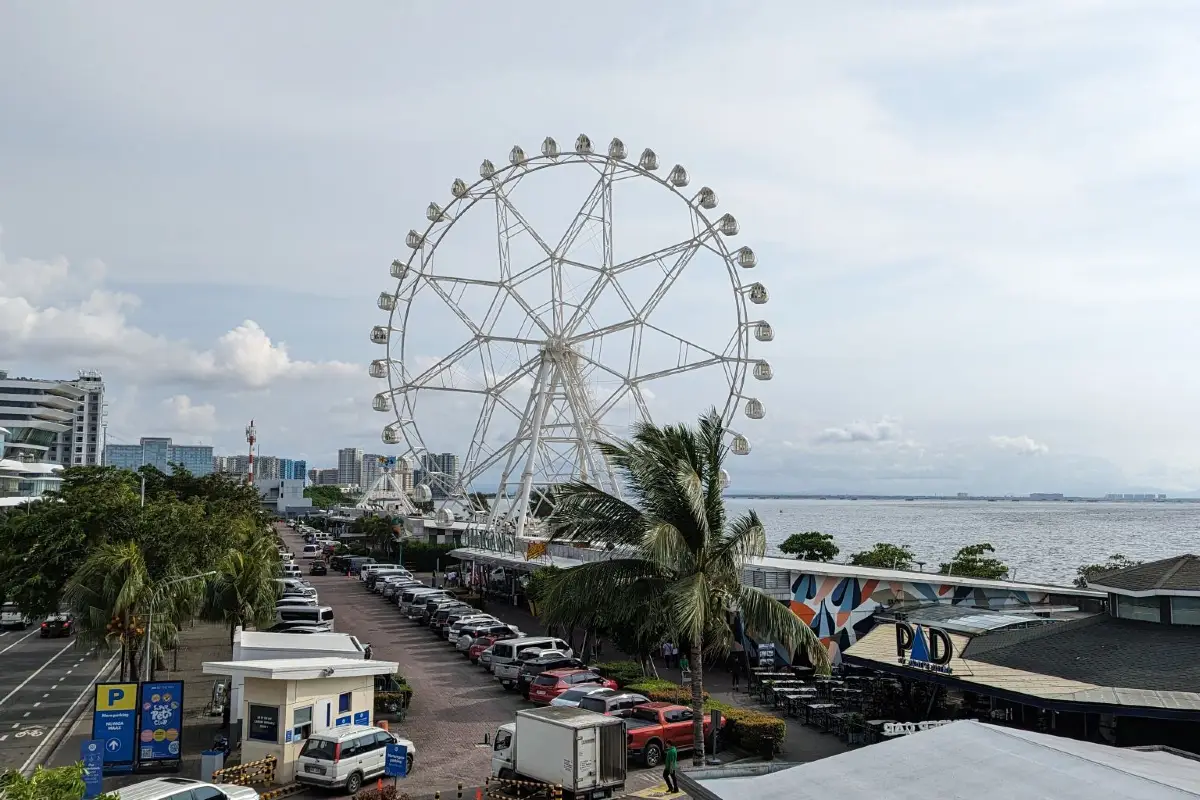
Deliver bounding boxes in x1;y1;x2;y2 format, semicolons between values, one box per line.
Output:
643;742;663;768
345;771;364;794
406;753;414;775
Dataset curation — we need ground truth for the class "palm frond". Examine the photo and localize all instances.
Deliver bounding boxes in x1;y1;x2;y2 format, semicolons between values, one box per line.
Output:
736;584;830;674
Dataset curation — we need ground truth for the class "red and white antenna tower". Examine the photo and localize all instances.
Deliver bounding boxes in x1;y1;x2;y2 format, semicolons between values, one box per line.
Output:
245;419;257;484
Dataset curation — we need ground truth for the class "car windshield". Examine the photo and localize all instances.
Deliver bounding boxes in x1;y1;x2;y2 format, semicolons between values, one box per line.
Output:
299;738;337;760
533;675;558;686
558;689;590;702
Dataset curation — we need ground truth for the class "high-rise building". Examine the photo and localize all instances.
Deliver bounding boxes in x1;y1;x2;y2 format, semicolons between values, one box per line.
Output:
310;467;340;486
0;371;85;499
44;370;106;467
256;455;281;480
104;437;214;476
418;452;460;499
292;460;307;484
338;447;363;488
361;453;384;489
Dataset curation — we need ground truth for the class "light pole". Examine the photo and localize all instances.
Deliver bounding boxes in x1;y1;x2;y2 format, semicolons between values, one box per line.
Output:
143;571;216;682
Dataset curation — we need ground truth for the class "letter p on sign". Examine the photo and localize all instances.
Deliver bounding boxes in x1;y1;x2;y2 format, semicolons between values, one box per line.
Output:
108;688;124;706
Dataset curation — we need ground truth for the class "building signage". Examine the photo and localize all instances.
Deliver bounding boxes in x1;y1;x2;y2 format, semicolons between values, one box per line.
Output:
757;643;777;666
81;740;105;799
138;681;184;765
353;710;371;726
248;704;280;743
895;622;954;674
92;683;139;773
882;720;954;736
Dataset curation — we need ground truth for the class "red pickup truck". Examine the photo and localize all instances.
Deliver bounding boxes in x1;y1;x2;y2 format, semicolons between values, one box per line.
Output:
624;702;716;767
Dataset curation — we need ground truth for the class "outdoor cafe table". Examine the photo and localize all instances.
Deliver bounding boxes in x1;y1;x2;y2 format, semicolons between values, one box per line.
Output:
782;690;819;716
804;702;839;728
764;681;808;706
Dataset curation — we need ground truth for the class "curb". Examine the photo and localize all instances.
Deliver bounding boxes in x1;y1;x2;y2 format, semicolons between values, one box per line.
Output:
22;650;122;775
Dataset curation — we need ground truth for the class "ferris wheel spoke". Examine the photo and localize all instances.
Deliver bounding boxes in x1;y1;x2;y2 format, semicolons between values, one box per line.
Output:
417;274;488;338
400;338;482;391
634;238;706;322
492;185;556;258
553;163;615;259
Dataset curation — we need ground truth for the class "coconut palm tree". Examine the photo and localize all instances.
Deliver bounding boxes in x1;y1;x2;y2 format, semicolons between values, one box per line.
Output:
64;540;154;681
202;532;282;646
544;410;829;765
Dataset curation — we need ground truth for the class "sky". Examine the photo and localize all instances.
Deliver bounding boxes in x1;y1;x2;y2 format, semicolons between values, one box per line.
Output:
3;0;1200;496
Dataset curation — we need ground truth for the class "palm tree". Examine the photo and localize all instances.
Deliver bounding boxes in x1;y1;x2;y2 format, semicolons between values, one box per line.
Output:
202;532;282;646
545;410;829;765
64;540;154;681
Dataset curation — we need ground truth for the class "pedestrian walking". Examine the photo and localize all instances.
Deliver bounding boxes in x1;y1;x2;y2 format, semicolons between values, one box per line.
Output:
662;641;674;669
731;657;740;692
662;742;679;793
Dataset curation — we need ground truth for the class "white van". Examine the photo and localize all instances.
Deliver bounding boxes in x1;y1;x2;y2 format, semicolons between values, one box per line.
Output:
276;578;318;598
276;605;335;630
491;636;571;686
295;725;416;794
113;776;259;799
399;588;446;616
360;564;402;583
301;544;322;560
276;596;319;608
1;602;31;630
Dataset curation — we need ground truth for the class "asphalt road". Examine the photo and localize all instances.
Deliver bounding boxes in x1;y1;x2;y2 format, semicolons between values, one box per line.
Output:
0;624;113;773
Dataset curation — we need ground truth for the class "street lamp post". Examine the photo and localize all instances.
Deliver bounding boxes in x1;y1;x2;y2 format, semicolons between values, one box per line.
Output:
143;571;217;682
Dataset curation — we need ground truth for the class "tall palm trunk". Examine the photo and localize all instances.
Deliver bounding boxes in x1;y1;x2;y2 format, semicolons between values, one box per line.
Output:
690;640;706;766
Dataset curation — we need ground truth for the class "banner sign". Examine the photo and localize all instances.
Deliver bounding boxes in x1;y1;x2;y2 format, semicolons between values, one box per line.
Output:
894;622;954;674
386;743;408;777
883;720;954;736
138;681;184;765
757;643;776;666
93;683;139;773
81;740;105;798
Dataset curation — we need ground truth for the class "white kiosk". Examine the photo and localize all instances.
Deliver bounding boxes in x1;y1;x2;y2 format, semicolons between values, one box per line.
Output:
203;657;399;784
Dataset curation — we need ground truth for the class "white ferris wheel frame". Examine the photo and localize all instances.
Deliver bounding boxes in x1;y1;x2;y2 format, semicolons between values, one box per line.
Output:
369;135;774;535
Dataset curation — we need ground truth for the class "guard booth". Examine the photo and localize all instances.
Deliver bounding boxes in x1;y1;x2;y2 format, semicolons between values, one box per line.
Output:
203;657;399;784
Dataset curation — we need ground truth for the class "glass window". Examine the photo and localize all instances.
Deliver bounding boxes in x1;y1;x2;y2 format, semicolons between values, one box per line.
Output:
293;706;313;740
300;738;336;761
339;692;352;713
1115;595;1161;623
494;730;512;751
190;788;226;800
1171;596;1200;625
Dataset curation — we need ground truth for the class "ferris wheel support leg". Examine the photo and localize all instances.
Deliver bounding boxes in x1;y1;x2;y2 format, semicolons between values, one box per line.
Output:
513;354;553;540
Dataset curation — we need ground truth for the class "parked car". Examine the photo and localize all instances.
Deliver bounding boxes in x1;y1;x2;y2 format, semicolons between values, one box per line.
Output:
528;669;616;705
577;691;650;718
479;644;496;669
429;603;475;632
40;612;74;638
295;724;416;795
444;613;499;641
457;624;520;654
624;703;717;767
113;776;259;799
517;654;587;698
492;637;572;687
551;685;619;709
309;561;327;576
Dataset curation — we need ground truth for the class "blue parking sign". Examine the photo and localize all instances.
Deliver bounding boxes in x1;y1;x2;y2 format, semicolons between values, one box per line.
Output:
81;740;104;799
385;743;407;777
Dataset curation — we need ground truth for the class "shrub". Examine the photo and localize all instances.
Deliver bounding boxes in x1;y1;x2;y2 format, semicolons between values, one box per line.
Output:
706;700;786;757
594;660;644;687
355;787;410;800
374;689;412;713
624;679;709;705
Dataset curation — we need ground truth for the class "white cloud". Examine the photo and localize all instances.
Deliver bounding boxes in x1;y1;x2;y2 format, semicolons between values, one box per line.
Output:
163;394;218;434
990;435;1050;457
0;236;357;389
815;418;905;445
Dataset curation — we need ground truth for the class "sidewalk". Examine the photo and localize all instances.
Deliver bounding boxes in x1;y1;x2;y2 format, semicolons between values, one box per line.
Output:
438;578;848;764
48;622;232;791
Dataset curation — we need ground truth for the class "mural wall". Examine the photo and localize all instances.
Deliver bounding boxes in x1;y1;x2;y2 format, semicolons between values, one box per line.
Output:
788;574;1043;663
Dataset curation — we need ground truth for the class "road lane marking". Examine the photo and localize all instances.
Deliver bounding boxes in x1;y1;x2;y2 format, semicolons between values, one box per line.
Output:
41;694;48;698
0;628;39;655
22;712;29;717
0;639;77;709
18;648;120;777
33;702;40;707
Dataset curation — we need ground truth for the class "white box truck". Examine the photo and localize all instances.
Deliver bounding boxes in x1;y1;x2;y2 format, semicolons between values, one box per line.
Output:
229;628;368;727
491;707;627;800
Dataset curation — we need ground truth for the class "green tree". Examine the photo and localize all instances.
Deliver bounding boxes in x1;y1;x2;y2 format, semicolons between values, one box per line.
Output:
0;762;118;800
525;566;561;617
304;485;353;509
849;542;916;570
778;531;839;561
351;515;398;557
544;410;829;766
202;532;282;645
64;540;156;682
1074;554;1143;588
939;543;1009;579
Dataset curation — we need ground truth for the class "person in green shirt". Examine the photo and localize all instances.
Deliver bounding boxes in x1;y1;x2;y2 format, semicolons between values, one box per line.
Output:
662;743;679;793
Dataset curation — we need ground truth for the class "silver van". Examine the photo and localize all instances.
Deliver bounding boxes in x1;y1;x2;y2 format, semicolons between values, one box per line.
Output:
295;724;416;794
114;776;258;800
276;604;335;630
491;636;571;685
400;588;449;617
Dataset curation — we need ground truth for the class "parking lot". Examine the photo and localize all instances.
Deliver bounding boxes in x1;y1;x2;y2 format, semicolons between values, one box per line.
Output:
0;624;111;774
278;527;666;797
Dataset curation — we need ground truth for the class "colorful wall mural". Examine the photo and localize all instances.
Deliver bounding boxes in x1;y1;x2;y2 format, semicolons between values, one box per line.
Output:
787;574;1043;663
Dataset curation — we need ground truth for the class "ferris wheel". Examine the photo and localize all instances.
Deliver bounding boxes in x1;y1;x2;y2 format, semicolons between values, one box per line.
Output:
369;134;774;535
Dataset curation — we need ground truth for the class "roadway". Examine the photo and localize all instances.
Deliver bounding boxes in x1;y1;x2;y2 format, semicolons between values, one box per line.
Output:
0;624;115;774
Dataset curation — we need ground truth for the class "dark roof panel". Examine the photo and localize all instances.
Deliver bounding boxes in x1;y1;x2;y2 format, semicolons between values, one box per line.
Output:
963;616;1200;693
1090;554;1200;592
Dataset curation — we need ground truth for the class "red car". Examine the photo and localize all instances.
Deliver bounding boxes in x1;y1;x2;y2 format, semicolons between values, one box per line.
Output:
528;668;617;705
469;635;499;664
